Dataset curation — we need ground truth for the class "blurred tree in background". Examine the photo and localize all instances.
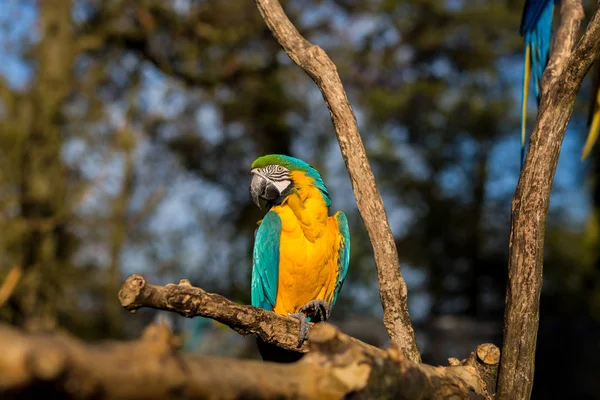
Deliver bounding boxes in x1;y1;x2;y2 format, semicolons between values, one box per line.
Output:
0;0;599;397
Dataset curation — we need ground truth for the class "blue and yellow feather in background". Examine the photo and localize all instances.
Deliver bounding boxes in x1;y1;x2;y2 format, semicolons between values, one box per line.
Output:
520;0;554;167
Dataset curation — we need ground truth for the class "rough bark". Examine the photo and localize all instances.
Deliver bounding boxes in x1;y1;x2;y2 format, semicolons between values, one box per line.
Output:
118;274;385;357
253;0;420;363
0;321;498;400
542;0;585;91
498;2;600;399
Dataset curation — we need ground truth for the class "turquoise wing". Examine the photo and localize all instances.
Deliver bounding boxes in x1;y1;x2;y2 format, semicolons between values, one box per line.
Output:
251;211;281;310
331;211;350;309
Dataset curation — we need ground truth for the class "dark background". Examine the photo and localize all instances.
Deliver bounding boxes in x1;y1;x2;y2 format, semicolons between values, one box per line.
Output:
0;1;599;398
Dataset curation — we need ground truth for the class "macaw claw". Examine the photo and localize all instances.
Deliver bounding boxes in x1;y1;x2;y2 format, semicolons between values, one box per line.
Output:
290;312;309;348
301;299;331;322
290;300;332;348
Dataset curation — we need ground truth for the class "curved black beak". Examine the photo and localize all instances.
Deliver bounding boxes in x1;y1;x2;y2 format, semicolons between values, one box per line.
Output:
250;172;267;210
250;170;282;210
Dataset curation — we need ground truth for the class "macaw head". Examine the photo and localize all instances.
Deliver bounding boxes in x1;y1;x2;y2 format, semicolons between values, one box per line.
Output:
249;154;330;210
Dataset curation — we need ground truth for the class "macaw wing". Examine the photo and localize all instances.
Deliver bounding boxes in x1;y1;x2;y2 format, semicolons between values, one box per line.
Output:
251;211;281;310
331;211;350;310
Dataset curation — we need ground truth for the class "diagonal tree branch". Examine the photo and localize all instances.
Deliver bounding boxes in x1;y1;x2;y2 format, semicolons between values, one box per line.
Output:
498;2;600;400
118;274;386;357
254;0;420;363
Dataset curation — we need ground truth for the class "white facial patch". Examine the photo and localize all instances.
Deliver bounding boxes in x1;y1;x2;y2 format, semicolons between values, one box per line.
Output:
272;179;292;193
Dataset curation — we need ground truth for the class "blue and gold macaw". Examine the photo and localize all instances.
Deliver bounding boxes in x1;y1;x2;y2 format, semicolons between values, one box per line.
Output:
249;154;350;349
520;0;554;167
581;62;600;160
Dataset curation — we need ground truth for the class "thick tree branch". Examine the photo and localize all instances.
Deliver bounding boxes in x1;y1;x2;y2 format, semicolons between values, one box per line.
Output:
254;0;420;362
543;0;585;89
118;274;385;358
0;322;366;400
0;321;498;400
498;3;600;400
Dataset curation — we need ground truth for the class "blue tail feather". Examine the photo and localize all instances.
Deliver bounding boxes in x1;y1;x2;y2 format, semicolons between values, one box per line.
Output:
520;0;554;169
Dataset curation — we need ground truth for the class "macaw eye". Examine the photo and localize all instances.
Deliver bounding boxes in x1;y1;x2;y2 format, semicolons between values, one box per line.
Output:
276;165;285;172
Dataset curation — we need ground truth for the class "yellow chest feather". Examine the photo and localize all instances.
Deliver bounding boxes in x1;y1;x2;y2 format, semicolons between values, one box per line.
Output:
270;179;341;315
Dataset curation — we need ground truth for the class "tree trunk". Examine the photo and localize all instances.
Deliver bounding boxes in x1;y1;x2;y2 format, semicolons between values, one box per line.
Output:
17;0;74;331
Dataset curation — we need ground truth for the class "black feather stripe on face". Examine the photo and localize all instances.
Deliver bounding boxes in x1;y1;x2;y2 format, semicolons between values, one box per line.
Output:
263;164;289;181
